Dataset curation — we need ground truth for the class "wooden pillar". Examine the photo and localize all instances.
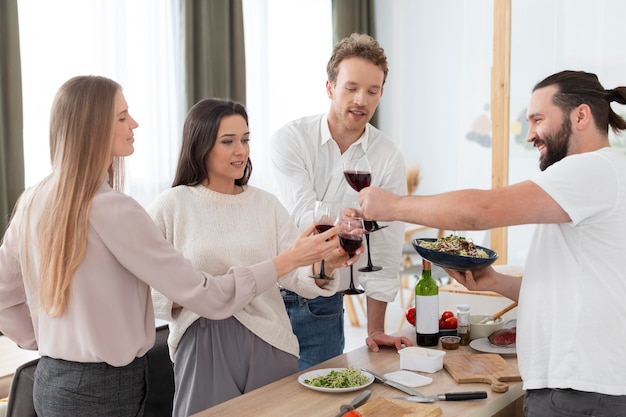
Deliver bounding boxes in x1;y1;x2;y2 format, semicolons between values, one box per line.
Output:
490;0;512;264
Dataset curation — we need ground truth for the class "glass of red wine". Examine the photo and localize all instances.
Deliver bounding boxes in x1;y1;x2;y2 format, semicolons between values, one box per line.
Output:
309;200;341;279
343;156;384;272
335;215;366;295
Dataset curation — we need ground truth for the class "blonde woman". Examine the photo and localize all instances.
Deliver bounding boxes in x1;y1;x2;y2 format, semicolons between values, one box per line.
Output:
0;76;342;417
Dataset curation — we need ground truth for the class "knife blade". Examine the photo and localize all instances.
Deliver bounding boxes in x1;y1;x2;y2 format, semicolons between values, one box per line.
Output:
361;368;424;397
396;391;488;403
334;389;371;417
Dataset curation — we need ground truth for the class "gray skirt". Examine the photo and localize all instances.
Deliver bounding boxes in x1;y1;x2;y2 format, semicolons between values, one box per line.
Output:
33;355;147;417
172;316;298;417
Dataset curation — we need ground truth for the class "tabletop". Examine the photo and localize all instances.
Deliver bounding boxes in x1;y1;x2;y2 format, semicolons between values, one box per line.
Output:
192;327;524;417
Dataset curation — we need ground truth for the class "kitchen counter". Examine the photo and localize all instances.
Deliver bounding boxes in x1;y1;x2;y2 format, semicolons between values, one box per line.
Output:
192;327;524;417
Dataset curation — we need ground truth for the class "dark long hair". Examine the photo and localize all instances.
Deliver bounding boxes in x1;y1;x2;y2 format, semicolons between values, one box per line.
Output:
533;70;626;135
172;98;252;187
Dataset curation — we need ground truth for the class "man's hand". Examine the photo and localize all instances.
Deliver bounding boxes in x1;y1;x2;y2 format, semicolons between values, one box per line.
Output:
365;330;413;352
358;187;401;221
445;267;498;293
446;267;521;302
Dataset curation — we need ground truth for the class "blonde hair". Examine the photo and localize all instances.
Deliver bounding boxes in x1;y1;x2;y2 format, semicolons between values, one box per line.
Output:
36;75;125;317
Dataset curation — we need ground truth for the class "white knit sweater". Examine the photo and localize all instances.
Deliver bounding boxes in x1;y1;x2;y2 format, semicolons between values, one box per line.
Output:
147;185;338;359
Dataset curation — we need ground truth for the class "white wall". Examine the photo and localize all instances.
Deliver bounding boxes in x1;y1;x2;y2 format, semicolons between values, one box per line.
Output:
373;0;626;266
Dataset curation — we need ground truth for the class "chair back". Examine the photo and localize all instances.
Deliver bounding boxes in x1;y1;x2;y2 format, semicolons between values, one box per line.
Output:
145;324;175;417
5;358;38;417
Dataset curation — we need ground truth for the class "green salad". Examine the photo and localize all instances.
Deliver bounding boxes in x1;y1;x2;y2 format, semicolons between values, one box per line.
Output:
304;367;369;389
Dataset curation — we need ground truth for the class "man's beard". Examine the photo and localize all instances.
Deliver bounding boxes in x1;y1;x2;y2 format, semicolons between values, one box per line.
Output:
539;117;571;171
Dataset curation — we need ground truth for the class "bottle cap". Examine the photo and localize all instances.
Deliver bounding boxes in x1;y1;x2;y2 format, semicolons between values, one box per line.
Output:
457;304;470;311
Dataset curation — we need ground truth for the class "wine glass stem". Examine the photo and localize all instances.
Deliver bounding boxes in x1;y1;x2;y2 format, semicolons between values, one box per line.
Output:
319;260;326;277
348;265;355;289
365;233;373;267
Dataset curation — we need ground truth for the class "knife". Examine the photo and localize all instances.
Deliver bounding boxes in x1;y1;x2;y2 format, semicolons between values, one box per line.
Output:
361;368;424;397
396;391;488;403
334;389;371;417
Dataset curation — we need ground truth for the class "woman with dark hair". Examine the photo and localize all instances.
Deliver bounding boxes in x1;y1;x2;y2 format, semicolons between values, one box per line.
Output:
0;77;342;417
148;98;358;416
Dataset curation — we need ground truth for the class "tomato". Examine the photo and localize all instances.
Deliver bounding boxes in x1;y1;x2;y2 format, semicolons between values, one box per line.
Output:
441;311;455;320
439;318;446;329
342;411;362;417
405;307;416;326
444;317;458;329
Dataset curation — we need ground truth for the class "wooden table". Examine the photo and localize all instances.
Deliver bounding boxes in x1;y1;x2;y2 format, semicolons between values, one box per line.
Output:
192;328;524;417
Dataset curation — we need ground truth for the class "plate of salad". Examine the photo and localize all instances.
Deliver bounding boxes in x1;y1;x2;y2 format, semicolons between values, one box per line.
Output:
298;367;374;393
412;235;498;271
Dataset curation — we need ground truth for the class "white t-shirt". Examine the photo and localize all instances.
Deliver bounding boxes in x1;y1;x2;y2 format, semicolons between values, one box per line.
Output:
521;147;626;395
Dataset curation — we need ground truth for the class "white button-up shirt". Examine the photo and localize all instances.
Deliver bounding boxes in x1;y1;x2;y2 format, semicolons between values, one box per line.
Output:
270;114;406;301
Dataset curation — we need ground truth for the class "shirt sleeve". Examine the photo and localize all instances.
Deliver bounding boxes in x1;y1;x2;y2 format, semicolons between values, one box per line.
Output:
0;194;38;350
90;189;278;320
357;147;407;302
269;124;318;230
531;152;618;226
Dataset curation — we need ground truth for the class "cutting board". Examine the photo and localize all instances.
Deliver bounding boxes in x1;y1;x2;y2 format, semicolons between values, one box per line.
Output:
443;353;521;393
357;396;441;417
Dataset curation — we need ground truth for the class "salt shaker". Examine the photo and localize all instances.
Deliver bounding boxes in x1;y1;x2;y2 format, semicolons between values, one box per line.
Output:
457;304;471;346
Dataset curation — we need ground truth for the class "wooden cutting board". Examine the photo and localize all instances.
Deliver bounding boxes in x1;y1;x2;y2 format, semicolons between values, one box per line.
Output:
357;396;441;417
443;353;521;393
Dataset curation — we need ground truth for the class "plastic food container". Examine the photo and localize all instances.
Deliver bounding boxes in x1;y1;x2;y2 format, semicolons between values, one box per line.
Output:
398;346;446;373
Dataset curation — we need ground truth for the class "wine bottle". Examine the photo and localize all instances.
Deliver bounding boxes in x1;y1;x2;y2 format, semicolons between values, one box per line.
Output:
415;259;439;346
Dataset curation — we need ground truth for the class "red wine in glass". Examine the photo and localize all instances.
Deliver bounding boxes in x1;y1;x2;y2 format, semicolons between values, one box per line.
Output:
315;224;333;234
336;216;365;295
343;157;384;273
309;201;340;280
344;171;371;191
338;233;362;255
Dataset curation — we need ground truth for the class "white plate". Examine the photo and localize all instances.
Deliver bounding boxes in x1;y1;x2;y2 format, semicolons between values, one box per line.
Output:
470;338;517;355
298;368;374;393
383;370;432;387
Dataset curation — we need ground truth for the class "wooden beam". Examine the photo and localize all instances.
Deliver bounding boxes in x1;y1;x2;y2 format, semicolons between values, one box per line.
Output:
490;0;512;264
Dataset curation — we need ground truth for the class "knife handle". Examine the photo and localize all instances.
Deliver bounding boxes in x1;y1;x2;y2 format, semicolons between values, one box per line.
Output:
438;391;488;401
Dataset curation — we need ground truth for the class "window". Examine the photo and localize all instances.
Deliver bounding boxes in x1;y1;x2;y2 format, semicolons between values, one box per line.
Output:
242;0;332;193
18;0;183;207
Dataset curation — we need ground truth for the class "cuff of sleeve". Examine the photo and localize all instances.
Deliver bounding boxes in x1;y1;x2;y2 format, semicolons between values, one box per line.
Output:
151;289;174;321
359;275;400;303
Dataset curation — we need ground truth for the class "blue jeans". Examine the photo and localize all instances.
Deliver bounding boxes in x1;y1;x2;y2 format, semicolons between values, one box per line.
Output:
281;289;345;370
524;388;626;417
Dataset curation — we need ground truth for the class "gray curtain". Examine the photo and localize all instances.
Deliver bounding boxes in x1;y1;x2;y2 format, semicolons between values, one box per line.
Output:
181;0;246;111
0;0;25;237
331;0;378;127
332;0;375;44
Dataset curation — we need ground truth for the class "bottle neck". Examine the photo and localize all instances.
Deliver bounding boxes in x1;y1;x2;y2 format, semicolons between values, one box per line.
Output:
421;259;432;280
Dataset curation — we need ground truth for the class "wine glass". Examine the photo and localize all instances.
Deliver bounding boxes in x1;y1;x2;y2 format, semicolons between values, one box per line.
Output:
309;201;341;280
358;220;383;272
343;156;385;272
336;215;366;295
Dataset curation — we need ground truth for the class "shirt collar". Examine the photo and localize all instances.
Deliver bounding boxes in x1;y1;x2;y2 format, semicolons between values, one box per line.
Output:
320;113;371;152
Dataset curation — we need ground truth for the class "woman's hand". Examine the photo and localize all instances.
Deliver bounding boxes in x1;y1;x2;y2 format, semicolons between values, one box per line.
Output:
273;224;344;278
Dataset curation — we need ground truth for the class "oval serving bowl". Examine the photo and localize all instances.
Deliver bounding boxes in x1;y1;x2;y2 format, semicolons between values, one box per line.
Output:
412;238;498;271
